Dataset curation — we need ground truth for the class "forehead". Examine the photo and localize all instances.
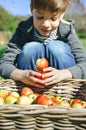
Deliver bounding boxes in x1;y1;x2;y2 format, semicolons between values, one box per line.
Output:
34;9;58;16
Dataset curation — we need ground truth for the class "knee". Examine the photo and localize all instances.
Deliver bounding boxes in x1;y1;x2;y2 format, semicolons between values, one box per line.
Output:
22;42;42;54
46;40;70;56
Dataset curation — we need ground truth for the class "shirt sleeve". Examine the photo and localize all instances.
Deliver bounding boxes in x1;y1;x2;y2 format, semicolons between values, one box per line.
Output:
0;41;21;78
67;24;86;79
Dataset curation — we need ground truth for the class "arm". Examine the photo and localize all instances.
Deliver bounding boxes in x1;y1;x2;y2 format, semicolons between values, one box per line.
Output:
0;42;21;78
67;24;86;79
0;17;33;79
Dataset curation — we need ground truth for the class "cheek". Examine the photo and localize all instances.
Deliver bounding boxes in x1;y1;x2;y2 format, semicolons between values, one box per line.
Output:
52;20;60;29
33;18;41;29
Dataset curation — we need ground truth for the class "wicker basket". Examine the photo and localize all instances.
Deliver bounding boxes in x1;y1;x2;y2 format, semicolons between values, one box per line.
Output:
0;79;86;130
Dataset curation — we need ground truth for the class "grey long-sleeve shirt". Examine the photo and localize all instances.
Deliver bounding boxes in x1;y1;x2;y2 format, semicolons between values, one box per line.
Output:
0;16;86;79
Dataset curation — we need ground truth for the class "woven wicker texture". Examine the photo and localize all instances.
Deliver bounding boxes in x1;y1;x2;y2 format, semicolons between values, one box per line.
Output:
0;79;86;130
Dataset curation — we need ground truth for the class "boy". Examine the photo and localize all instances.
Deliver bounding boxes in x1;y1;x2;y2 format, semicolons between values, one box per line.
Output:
0;0;86;88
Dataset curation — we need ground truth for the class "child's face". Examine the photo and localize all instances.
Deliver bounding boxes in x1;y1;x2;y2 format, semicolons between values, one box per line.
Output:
31;8;64;37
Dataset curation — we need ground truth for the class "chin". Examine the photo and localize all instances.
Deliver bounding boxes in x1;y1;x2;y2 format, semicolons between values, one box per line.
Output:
40;32;50;37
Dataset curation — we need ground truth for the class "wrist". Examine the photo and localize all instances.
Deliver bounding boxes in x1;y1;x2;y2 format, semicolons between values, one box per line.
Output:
10;69;24;81
62;69;73;80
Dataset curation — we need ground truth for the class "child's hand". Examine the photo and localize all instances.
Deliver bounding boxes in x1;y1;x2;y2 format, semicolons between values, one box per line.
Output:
41;67;73;86
10;69;45;88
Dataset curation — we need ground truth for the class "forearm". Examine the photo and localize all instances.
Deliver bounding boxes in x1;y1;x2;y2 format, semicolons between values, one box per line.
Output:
10;69;27;81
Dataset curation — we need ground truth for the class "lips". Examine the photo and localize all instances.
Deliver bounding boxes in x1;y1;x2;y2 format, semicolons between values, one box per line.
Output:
39;28;51;36
41;29;50;32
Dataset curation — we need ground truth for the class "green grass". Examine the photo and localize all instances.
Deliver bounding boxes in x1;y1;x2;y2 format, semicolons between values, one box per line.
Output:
0;77;4;80
80;38;86;49
0;44;6;80
0;44;6;59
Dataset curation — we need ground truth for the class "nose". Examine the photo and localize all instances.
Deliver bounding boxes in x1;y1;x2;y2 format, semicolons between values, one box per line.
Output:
42;19;51;28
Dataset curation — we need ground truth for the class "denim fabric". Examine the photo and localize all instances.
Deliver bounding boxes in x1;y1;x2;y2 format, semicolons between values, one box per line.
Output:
17;40;76;70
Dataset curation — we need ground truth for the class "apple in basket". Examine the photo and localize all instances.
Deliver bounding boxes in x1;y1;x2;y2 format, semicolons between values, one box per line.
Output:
0;90;9;99
9;91;20;98
17;96;32;105
5;95;18;104
20;87;33;96
70;99;81;106
37;94;58;106
59;100;70;107
56;95;63;103
27;93;37;104
70;99;83;109
80;101;86;108
71;103;83;109
0;97;4;105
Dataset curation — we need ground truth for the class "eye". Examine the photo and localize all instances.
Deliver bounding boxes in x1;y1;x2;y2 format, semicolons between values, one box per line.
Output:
37;16;44;20
51;17;57;21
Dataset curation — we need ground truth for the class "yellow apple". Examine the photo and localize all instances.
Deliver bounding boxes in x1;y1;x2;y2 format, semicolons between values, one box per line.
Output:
5;96;18;104
0;90;9;99
9;91;19;98
56;96;62;103
27;94;37;104
17;96;31;105
59;100;70;107
80;101;86;108
0;97;4;105
71;103;83;109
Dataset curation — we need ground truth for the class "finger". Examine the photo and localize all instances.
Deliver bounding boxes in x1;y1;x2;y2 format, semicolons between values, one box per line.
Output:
44;75;58;85
43;67;54;72
45;78;58;86
26;70;40;77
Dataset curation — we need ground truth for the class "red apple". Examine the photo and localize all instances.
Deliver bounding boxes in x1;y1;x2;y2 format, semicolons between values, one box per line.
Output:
21;87;33;96
34;93;42;104
52;97;58;106
37;94;53;106
36;58;49;71
70;99;81;106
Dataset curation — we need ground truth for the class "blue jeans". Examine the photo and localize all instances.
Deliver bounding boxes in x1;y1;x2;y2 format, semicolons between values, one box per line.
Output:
17;40;75;70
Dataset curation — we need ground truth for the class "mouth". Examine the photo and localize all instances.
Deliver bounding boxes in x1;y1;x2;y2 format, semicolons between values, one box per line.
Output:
41;29;50;33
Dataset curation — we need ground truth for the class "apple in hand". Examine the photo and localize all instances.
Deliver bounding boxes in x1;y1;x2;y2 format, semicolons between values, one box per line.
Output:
5;95;18;104
36;58;49;71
